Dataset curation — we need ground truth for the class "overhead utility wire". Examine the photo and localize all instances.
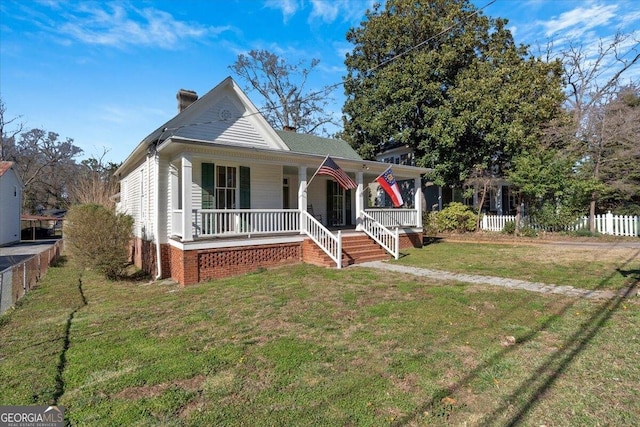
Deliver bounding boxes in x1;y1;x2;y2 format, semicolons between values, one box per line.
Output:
157;0;498;139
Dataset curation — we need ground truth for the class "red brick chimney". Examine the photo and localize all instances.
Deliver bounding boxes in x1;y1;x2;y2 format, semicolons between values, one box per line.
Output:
177;89;198;113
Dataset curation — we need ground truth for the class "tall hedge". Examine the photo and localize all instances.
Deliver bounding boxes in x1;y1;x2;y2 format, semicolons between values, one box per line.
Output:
65;204;134;280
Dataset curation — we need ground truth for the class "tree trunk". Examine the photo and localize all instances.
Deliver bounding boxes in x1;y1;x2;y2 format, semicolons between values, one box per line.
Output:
589;196;597;233
515;193;522;236
476;182;488;231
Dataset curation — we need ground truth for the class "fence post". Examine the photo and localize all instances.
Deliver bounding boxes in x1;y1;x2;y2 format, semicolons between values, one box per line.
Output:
605;211;613;235
481;214;488;231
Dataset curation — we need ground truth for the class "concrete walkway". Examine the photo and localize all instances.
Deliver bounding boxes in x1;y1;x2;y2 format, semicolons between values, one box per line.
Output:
357;261;633;300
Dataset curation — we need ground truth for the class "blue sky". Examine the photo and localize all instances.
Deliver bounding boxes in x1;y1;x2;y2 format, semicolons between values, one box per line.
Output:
1;0;638;164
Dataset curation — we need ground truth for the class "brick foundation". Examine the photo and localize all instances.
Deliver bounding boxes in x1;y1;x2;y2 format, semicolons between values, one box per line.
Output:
399;229;423;249
162;242;301;285
136;229;422;286
131;237;159;278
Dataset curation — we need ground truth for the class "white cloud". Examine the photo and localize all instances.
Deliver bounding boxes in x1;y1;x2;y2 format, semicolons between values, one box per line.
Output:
309;0;374;24
309;0;340;23
539;3;618;39
618;10;640;29
264;0;301;23
45;2;230;49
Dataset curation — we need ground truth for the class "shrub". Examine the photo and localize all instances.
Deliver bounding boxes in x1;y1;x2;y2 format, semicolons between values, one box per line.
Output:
423;211;439;237
435;202;476;233
520;225;538;238
502;220;516;235
65;204;134;280
570;228;600;237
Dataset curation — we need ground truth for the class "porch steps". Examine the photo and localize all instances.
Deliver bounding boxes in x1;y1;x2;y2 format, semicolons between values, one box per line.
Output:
303;232;390;268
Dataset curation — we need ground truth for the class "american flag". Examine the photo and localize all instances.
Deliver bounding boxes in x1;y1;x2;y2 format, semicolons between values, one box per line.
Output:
317;155;357;190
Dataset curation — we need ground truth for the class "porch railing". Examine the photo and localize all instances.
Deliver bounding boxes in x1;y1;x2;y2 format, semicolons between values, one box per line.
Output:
364;208;418;227
198;209;300;237
173;209;300;238
302;211;342;268
361;211;400;259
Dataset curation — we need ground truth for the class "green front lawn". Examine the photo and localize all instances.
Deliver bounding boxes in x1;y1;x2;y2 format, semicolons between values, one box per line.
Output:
1;242;638;426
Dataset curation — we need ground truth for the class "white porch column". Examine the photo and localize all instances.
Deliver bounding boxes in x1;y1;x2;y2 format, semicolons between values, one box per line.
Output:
181;154;193;242
298;166;307;232
414;177;422;228
169;164;179;211
355;171;364;230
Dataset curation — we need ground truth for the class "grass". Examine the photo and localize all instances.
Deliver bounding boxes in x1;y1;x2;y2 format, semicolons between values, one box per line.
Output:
396;241;640;291
0;242;639;426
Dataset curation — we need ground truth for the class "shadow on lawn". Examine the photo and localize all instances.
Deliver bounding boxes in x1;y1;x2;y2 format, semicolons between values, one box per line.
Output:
392;248;640;427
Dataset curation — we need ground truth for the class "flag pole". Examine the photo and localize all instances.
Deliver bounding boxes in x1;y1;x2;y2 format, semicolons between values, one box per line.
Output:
302;154;329;194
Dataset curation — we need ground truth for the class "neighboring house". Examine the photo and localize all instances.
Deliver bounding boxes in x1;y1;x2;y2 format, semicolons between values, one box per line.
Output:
376;144;517;215
0;161;23;246
116;77;429;285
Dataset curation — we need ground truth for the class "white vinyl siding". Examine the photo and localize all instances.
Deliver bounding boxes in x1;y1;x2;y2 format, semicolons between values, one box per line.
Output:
174;96;270;149
248;164;281;209
0;168;22;245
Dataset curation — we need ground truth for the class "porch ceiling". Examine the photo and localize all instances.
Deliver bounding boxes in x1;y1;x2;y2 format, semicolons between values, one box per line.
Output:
160;136;430;178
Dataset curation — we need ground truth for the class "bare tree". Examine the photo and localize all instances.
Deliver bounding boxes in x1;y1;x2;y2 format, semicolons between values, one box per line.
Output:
230;49;338;135
464;165;503;231
69;149;120;209
596;85;640;213
0;98;24;161
7;128;82;212
558;32;640;230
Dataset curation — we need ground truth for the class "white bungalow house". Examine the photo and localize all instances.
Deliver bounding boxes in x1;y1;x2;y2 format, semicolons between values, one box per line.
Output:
116;77;429;285
0;161;23;246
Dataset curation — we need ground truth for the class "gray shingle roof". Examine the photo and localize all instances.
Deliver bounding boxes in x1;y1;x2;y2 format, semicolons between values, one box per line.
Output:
276;130;362;161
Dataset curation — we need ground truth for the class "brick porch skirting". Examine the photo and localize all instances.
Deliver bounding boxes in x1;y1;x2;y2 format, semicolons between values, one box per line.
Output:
133;229;423;286
165;242;302;285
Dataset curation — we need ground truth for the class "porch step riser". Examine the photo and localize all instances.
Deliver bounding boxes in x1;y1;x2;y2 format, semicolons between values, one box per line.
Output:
303;234;390;267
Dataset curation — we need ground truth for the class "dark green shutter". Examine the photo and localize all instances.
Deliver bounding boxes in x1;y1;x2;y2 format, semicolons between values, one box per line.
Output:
345;189;352;225
239;166;250;209
202;163;215;209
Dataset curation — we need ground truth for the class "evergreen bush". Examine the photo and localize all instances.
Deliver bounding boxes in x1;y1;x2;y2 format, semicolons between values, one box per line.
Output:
65;204;134;280
435;202;477;233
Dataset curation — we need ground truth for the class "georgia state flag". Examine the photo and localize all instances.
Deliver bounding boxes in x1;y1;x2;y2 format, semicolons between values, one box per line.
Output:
376;167;404;207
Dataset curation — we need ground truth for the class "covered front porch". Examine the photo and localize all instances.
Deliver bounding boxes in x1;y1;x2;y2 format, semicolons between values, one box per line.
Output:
161;140;427;269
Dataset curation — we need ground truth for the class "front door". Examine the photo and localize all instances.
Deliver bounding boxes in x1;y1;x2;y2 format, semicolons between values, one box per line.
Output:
327;181;352;226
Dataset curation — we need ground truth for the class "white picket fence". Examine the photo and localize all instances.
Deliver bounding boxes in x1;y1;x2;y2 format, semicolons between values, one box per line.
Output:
481;211;639;237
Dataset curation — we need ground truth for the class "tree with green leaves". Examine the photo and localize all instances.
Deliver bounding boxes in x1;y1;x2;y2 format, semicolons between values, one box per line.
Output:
341;0;565;187
230;49;338;135
507;147;598;232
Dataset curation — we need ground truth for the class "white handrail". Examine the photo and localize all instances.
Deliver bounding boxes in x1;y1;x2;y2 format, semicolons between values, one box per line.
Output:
301;211;342;268
364;208;418;227
361;211;399;259
172;209;300;238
